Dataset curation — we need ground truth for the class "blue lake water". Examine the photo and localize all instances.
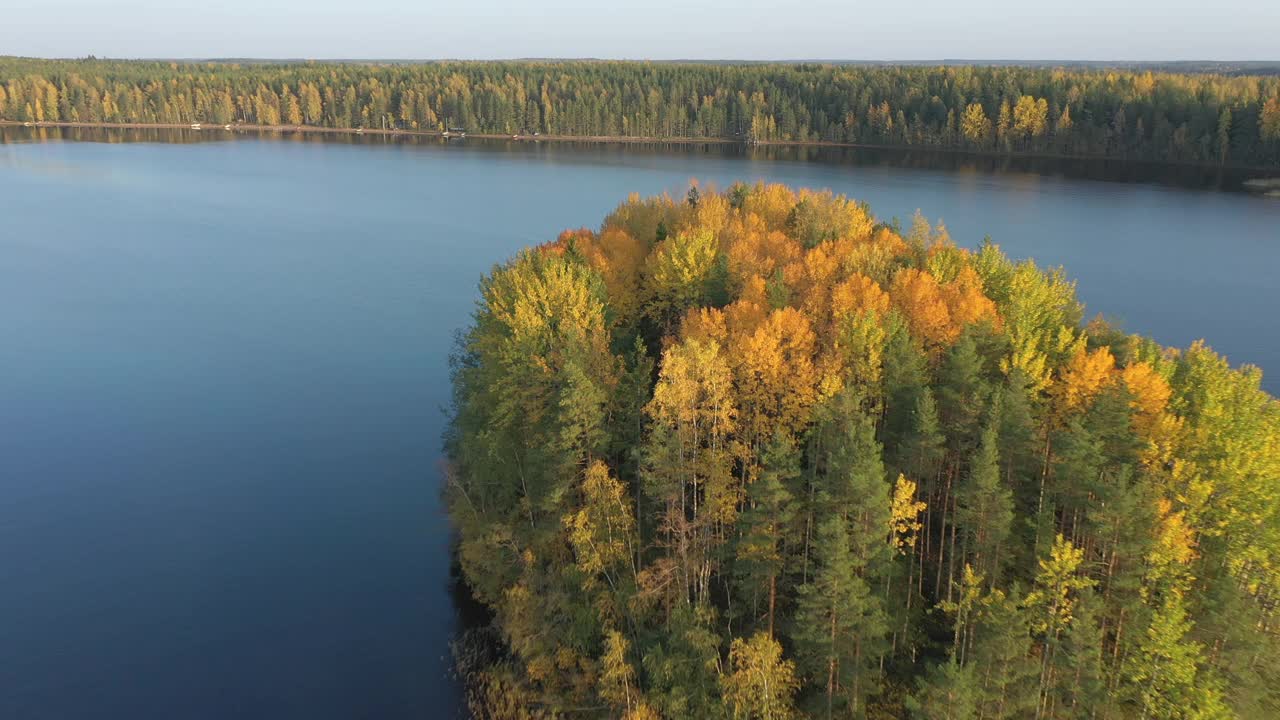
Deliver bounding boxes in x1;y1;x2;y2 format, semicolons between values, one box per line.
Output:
1;131;1277;719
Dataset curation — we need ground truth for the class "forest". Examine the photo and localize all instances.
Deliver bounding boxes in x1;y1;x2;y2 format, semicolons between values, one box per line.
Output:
446;183;1280;719
2;57;1280;167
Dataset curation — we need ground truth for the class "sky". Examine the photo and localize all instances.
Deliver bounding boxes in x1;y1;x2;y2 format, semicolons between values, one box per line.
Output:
3;0;1277;61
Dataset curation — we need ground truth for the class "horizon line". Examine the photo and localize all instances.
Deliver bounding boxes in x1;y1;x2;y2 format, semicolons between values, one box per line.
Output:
5;55;1280;65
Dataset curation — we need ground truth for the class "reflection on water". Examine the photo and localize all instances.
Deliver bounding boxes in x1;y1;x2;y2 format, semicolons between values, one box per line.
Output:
4;125;1275;193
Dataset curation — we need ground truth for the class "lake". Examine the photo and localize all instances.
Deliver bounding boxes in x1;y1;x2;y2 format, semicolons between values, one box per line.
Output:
1;129;1277;719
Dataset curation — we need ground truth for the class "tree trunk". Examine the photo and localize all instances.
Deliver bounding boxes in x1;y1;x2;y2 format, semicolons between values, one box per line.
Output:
768;573;777;637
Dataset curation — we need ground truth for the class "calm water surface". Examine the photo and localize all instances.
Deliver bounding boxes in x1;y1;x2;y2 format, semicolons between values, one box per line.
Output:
1;131;1277;719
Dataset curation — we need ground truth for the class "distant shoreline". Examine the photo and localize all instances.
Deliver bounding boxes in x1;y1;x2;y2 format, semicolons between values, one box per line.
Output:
5;120;1279;176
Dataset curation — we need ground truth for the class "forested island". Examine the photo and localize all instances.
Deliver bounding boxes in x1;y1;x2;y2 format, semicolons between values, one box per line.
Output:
447;184;1280;719
3;58;1280;168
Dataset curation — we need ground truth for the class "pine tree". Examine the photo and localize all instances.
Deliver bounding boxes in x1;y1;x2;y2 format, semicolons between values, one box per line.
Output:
971;588;1039;720
937;331;989;454
907;660;978;720
1025;535;1096;720
1050;591;1107;719
902;389;946;484
882;328;934;472
793;516;887;718
642;604;726;719
735;431;800;635
956;413;1015;586
1217;107;1232;164
996;372;1043;579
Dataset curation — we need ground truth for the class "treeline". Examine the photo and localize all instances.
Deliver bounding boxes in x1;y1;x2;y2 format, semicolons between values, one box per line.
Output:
447;183;1280;719
3;58;1280;167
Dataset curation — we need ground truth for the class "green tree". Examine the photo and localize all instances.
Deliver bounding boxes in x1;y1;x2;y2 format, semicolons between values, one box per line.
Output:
793;516;887;718
1124;591;1227;720
643;605;727;719
1217;107;1233;164
1049;591;1107;719
971;588;1039;720
735;431;800;636
956;414;1015;585
907;660;978;720
1024;535;1096;719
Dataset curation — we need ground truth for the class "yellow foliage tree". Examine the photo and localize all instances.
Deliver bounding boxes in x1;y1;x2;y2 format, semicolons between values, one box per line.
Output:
1013;95;1050;138
565;461;637;593
724;218;800;285
721;632;801;720
741;182;799;232
889;475;928;553
941;265;1000;332
646;228;719;326
1121;360;1173;439
731;308;820;451
961;102;991;144
1054;345;1117;414
680;306;729;345
1148;498;1198;586
646;335;740;559
600;630;639;714
1024;535;1095;637
1261;95;1280;142
891;267;955;348
829;273;891;341
562;227;647;323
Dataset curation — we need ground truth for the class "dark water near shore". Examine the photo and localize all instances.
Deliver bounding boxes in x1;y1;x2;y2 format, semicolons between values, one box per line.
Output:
1;128;1277;719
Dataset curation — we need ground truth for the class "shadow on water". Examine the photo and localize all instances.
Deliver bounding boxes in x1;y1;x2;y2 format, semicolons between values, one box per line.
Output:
447;534;501;720
4;125;1276;194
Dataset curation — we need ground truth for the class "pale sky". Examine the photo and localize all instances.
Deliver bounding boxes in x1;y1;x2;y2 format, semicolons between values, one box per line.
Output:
3;0;1277;61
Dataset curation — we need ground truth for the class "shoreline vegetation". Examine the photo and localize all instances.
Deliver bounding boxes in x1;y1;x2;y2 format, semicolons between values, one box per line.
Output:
3;58;1279;171
6;120;1280;179
447;183;1280;719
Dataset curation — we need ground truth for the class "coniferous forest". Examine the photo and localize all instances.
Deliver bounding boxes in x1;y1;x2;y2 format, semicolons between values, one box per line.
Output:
446;184;1280;719
3;58;1280;167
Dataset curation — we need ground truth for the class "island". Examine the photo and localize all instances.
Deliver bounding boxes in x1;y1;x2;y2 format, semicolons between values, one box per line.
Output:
446;184;1280;719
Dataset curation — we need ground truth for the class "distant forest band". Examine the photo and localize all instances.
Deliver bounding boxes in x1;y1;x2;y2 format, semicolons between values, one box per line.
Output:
2;58;1280;167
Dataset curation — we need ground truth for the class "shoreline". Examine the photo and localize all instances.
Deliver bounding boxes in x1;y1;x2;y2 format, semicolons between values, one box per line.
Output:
5;120;1279;176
